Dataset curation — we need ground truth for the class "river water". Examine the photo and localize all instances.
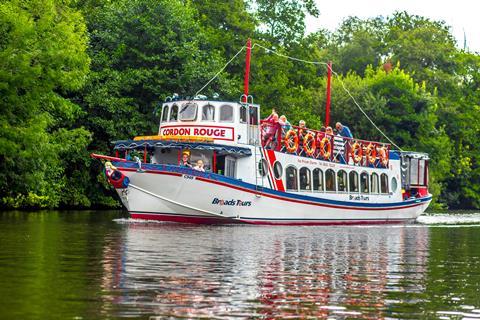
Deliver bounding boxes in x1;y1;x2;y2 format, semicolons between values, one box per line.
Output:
1;211;480;319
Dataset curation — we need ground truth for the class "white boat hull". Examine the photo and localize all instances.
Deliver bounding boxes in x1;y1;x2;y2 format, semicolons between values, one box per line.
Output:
115;164;431;225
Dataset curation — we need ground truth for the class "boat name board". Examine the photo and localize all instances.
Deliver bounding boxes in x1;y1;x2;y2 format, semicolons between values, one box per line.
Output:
212;198;252;207
350;195;370;201
160;125;234;141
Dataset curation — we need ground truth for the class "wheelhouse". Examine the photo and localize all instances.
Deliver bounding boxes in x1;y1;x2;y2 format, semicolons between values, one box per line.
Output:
158;100;260;145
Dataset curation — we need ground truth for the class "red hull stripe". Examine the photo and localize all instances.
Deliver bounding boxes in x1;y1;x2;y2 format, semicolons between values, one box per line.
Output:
118;168;426;211
266;149;285;191
130;212;412;226
131;213;242;224
262;147;276;190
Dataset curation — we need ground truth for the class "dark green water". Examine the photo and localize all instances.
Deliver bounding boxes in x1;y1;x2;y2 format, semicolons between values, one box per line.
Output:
1;211;480;319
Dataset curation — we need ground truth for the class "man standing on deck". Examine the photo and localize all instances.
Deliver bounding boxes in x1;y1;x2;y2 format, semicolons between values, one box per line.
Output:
335;122;352;164
336;122;353;138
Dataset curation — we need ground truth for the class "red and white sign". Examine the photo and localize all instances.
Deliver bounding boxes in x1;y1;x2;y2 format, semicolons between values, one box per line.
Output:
160;125;234;141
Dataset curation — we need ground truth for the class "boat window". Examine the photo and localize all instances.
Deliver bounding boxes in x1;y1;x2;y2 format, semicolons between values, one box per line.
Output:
337;170;347;192
299;167;311;191
313;168;324;191
249;106;259;125
178;102;197;121
381;173;389;194
391;177;398;192
161;105;169;122
225;157;236;178
360;172;369;194
325;169;336;192
286;166;298;191
349;171;359;192
410;158;419;185
273;161;283;180
220;104;234;122
371;173;380;194
240;105;247;123
258;159;268;177
169;104;178;121
202;104;215;121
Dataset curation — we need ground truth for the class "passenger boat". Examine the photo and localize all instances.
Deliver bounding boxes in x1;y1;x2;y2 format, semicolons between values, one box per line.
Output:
91;41;431;225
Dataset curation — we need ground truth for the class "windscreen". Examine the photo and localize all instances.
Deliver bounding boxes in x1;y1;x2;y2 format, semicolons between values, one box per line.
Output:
178;103;197;121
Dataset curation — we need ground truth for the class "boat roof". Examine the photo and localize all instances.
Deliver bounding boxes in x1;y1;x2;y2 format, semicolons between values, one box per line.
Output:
113;139;252;157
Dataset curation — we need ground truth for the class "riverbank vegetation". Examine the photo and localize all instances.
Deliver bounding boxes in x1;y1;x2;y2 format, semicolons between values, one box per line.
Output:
1;0;479;209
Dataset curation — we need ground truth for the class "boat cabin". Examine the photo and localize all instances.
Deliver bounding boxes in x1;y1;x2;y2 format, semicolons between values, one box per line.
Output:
158;100;261;145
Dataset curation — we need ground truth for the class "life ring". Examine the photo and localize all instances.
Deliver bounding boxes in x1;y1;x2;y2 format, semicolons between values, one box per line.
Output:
284;130;299;153
303;132;316;156
351;142;363;163
319;137;332;160
378;146;389;167
365;143;377;164
108;169;130;189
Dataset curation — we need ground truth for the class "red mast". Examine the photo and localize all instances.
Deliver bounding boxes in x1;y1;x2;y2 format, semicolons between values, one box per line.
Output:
325;61;332;127
243;38;252;103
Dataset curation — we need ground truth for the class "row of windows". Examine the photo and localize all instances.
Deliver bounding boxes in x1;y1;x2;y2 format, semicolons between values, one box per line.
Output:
161;103;259;125
261;160;395;194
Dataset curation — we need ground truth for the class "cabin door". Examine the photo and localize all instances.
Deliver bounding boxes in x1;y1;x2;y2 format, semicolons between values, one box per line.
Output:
247;105;259;145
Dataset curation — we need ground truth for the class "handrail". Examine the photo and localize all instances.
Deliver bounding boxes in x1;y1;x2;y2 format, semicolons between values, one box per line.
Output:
91;153;128;162
259;120;391;168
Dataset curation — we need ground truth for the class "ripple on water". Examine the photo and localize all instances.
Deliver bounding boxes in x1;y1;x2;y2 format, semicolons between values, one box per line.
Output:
416;212;480;225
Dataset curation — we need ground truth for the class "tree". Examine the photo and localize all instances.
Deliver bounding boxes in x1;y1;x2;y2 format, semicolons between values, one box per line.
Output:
326;16;386;76
0;0;91;208
254;0;319;45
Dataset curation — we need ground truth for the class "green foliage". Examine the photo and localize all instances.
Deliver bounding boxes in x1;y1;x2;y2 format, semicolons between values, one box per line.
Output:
254;0;319;45
0;0;90;209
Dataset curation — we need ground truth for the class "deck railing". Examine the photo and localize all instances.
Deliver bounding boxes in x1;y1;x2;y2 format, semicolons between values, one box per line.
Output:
260;121;391;168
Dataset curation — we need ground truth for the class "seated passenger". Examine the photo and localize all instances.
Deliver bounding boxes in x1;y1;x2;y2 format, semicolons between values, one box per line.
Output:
297;120;307;140
279;115;292;136
336;122;353;138
181;150;192;167
193;159;205;172
325;126;333;136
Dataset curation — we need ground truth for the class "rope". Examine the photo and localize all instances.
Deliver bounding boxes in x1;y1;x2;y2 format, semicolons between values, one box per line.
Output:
253;43;404;151
333;73;404;151
192;42;403;151
194;45;246;97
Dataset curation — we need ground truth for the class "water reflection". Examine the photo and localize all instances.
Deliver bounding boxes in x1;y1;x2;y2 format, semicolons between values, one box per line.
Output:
101;224;432;318
2;211;479;319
